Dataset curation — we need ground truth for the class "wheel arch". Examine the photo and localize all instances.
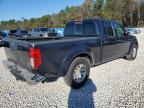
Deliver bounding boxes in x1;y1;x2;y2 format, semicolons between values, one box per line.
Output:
62;49;94;76
127;39;138;55
72;53;93;66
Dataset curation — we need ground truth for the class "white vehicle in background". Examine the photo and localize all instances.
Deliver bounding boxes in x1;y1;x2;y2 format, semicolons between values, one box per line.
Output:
48;28;64;37
29;27;49;37
125;28;141;35
53;28;64;37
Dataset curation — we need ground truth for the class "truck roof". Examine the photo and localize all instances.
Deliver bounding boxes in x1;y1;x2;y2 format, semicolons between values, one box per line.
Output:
67;18;118;23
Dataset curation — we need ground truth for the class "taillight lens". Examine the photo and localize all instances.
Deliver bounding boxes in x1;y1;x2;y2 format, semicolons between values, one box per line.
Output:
29;48;41;70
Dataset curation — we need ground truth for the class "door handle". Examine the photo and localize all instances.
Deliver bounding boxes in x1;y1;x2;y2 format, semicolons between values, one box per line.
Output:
118;40;125;43
103;40;109;44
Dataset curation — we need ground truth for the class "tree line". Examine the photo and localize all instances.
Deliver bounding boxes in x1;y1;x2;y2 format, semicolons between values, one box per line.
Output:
0;0;144;30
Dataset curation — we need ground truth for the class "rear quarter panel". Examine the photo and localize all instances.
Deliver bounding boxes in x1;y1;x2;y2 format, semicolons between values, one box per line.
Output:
36;37;101;76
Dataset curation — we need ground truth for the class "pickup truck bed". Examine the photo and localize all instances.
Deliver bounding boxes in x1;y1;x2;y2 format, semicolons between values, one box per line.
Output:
16;36;96;42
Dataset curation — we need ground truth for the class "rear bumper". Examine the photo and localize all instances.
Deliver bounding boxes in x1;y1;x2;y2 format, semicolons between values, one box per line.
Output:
2;60;46;85
0;40;3;47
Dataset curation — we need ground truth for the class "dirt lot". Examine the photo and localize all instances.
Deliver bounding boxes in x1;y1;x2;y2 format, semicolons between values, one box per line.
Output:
0;30;144;108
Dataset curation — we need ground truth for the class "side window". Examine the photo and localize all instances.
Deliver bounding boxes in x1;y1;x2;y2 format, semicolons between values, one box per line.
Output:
113;23;124;38
18;31;20;34
34;28;37;32
37;28;40;32
104;22;114;37
34;28;39;32
82;21;96;35
64;22;75;36
75;23;82;35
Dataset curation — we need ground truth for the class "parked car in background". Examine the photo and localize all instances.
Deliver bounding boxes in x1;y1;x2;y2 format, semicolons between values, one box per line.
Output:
135;28;141;34
0;31;2;41
15;29;28;37
0;30;9;46
48;29;58;37
2;30;10;37
47;28;64;37
125;28;141;35
52;28;64;37
29;27;49;37
9;30;17;36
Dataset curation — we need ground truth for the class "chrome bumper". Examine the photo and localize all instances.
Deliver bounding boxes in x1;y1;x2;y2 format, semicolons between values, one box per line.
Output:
2;60;46;85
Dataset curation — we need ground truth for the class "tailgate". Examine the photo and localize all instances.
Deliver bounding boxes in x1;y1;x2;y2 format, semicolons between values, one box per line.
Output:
3;38;32;72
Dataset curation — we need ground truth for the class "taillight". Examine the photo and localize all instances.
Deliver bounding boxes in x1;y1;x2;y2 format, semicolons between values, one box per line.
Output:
29;48;41;70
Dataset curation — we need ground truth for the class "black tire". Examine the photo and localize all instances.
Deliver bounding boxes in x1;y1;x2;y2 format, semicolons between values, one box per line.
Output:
64;57;90;89
125;44;138;60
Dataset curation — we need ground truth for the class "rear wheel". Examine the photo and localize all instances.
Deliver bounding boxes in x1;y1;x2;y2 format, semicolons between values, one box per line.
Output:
125;44;138;60
64;57;90;89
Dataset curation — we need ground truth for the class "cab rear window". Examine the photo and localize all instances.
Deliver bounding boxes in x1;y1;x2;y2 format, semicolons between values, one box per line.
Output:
64;20;98;36
75;22;82;35
82;21;97;35
64;22;75;36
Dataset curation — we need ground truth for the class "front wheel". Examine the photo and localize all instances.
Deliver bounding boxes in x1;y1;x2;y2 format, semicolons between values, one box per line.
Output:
125;44;138;60
64;57;90;89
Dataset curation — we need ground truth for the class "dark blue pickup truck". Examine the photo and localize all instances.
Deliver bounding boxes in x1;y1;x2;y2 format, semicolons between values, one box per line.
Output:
1;18;138;89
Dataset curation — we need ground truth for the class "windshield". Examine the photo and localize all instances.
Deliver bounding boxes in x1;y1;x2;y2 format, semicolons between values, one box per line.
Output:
40;28;49;32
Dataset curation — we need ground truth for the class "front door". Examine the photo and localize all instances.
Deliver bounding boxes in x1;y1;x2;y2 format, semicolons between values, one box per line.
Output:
98;20;121;62
112;22;130;56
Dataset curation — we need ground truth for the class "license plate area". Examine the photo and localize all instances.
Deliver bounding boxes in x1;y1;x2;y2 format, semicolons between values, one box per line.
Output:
2;60;45;85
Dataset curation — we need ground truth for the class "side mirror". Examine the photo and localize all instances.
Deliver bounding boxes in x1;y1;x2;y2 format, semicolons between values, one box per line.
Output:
124;31;129;36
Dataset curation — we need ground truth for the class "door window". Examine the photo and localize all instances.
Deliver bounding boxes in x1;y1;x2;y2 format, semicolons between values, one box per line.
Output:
34;28;39;32
33;28;37;32
36;28;40;32
104;22;114;37
113;23;125;38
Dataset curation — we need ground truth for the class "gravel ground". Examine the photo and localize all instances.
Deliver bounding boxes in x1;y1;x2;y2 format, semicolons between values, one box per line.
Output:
0;30;144;108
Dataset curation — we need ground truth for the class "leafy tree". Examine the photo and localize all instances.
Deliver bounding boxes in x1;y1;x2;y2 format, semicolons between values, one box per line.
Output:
0;0;144;30
81;0;94;17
